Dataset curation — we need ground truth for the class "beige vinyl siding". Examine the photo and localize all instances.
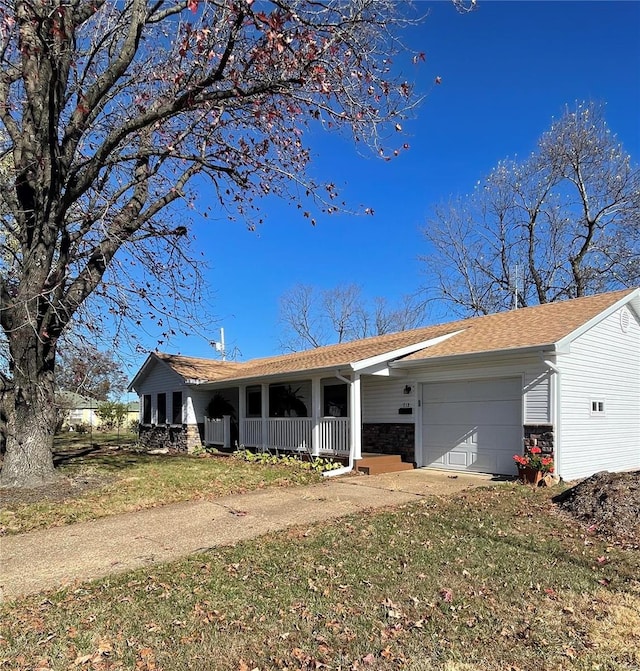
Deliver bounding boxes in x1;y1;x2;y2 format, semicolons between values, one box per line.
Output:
559;307;640;480
362;377;416;424
523;371;551;423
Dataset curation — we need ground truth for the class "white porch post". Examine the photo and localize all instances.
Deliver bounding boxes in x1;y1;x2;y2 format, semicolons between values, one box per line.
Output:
261;383;269;450
222;415;231;448
238;384;246;447
351;372;362;461
311;377;321;456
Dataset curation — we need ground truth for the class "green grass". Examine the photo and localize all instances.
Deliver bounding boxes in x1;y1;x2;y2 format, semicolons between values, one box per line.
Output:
2;486;639;670
0;436;321;535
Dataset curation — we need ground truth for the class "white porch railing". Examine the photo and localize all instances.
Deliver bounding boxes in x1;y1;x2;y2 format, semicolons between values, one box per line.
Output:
204;416;231;447
269;417;313;452
243;418;264;448
240;417;349;456
317;417;350;456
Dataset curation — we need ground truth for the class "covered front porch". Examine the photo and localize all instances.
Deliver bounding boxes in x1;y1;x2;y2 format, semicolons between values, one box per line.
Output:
205;415;350;456
201;374;361;459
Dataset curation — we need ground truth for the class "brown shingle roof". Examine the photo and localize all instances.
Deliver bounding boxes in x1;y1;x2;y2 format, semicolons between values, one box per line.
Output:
157;288;637;384
402;288;637;361
155;353;243;381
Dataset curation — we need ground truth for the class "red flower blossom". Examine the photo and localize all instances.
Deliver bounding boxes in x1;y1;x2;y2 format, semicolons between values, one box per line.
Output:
513;447;554;473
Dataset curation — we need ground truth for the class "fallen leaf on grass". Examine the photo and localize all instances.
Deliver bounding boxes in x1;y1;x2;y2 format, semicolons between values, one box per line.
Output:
74;654;93;666
439;588;453;603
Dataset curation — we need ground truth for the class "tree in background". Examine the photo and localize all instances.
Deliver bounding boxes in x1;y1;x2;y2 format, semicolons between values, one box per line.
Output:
0;0;425;487
279;283;426;351
56;342;128;401
422;102;640;316
95;401;129;431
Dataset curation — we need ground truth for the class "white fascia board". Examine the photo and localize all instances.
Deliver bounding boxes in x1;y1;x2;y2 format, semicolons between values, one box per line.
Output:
358;363;411;377
390;343;558;369
190;365;352;390
554;288;640;352
350;330;465;373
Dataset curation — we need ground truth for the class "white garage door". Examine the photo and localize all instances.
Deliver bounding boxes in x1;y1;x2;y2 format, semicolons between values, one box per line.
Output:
421;378;522;475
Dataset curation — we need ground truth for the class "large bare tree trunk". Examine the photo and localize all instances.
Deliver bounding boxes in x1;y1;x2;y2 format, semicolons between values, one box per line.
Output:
0;333;57;488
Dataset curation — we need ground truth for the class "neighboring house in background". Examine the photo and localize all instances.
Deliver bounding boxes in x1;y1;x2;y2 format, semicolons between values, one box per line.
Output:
57;391;102;429
129;288;640;482
127;400;140;426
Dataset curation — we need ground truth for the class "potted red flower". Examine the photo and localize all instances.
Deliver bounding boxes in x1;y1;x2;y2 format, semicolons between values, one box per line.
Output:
513;446;554;485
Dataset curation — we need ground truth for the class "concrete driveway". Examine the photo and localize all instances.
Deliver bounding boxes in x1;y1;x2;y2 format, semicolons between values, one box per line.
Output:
0;469;498;602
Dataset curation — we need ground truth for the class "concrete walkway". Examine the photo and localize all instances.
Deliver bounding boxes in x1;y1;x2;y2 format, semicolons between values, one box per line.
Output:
0;470;497;603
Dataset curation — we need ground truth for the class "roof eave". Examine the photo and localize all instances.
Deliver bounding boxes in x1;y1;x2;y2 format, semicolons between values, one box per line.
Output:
390;343;559;369
350;330;465;372
186;363;357;389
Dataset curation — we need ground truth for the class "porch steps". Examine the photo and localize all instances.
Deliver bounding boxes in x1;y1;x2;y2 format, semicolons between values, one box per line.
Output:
355;454;414;476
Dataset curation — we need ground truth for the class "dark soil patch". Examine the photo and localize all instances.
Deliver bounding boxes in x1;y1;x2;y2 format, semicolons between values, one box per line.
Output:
553;470;640;546
0;472;114;506
0;445;126;506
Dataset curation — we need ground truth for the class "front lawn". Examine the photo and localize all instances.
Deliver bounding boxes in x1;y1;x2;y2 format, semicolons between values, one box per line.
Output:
2;486;639;670
0;439;321;535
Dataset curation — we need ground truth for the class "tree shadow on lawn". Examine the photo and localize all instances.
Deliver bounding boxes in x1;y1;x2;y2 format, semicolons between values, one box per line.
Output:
53;445;181;472
2;448;188;507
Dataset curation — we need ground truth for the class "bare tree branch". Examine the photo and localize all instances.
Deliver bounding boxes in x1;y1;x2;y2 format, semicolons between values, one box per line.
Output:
422;102;640;316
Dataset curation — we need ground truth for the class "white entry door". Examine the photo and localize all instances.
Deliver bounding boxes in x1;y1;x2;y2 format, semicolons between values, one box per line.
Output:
421;378;522;475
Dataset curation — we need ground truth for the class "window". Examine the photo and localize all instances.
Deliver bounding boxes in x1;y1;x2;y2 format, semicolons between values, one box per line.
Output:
142;395;151;424
172;391;183;424
70;409;83;422
246;386;262;417
157;393;167;424
591;400;605;415
323;383;348;417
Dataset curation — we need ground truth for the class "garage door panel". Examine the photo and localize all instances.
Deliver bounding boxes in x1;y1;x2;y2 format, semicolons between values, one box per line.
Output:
426;424;478;445
424;445;497;471
423;378;521;403
422;378;521;475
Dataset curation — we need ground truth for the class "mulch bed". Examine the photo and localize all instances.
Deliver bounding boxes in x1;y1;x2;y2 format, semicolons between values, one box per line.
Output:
553;470;640;547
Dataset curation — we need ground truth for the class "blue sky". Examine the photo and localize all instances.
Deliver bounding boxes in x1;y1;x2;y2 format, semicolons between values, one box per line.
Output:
136;1;640;367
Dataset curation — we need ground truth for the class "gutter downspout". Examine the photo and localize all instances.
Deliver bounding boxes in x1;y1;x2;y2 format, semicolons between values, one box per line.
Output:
543;357;562;480
324;371;358;477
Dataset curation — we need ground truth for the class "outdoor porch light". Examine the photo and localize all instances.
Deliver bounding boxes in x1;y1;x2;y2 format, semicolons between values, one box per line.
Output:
403;385;412;395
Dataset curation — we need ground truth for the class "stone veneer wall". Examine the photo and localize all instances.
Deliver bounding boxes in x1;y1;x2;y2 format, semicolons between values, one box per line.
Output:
523;424;554;455
362;423;415;463
138;424;204;453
